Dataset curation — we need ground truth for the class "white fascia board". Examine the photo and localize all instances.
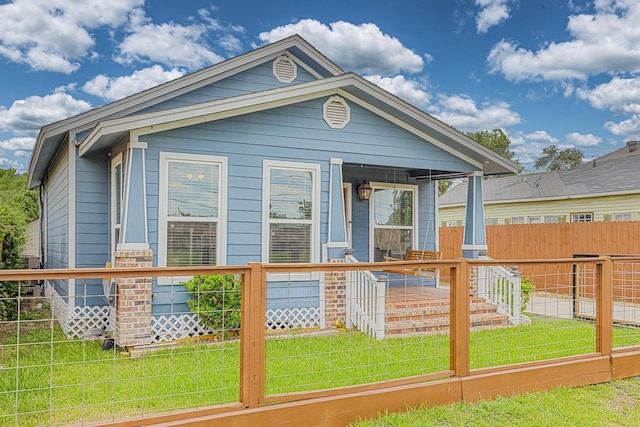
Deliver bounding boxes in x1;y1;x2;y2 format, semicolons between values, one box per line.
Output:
34;35;345;176
339;89;484;170
344;76;519;175
79;75;358;155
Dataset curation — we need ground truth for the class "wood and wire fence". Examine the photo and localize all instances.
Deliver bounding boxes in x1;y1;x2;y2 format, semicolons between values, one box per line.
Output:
2;257;640;426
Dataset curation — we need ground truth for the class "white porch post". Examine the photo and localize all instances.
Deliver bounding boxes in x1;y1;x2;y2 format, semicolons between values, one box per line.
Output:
118;139;149;251
462;171;487;259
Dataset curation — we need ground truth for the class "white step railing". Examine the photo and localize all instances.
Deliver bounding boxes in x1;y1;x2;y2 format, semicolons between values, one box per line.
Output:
345;253;386;339
477;256;522;325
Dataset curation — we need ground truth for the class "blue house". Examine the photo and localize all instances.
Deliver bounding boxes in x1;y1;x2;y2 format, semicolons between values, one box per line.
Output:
28;35;518;344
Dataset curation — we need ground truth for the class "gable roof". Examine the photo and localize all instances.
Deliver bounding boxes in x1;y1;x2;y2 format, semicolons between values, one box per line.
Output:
439;155;640;207
29;34;519;189
28;35;343;189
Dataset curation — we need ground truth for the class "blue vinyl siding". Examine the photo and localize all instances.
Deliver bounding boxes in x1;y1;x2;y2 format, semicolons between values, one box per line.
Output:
143;97;470;313
75;153;110;306
45;148;69;297
141;61;317;113
266;280;320;310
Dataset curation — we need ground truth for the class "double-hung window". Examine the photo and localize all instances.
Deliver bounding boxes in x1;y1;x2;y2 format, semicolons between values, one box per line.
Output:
158;153;227;272
370;183;418;262
263;161;320;264
571;212;593;222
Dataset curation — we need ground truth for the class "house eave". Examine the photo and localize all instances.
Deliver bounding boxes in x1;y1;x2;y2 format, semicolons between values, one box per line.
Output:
29;34;344;188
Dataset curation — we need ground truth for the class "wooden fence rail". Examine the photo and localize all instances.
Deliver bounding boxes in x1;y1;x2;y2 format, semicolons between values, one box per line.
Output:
440;222;640;299
2;258;640;426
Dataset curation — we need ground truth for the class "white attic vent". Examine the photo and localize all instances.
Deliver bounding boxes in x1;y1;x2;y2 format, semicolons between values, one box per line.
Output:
273;55;297;83
323;96;350;129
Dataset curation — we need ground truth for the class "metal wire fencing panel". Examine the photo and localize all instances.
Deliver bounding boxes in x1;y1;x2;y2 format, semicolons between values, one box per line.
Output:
263;264;451;398
469;261;599;370
0;270;242;426
611;259;640;349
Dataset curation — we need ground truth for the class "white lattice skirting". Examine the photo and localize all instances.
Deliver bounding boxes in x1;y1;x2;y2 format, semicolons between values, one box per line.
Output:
46;281;321;342
45;281;110;339
151;314;215;343
266;307;320;330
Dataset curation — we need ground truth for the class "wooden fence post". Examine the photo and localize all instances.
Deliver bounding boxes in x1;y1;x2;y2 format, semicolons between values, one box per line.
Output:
450;259;470;377
240;263;266;408
596;257;613;356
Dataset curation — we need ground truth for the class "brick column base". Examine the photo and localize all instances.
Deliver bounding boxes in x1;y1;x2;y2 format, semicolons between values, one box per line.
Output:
469;265;478;297
325;259;347;328
114;249;153;348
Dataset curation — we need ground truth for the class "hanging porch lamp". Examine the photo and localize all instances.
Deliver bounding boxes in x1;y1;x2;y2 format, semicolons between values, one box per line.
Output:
357;181;372;201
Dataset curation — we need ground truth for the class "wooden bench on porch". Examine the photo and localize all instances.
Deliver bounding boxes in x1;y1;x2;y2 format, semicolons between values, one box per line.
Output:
383;250;443;278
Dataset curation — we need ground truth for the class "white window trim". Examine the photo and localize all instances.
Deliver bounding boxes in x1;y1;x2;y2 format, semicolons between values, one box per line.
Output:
368;181;419;262
571;212;593;223
110;152;123;264
157;152;228;285
262;160;321;281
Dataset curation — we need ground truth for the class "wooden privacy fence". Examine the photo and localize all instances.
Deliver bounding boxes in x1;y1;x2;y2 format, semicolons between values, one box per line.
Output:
440;222;640;299
3;258;640;426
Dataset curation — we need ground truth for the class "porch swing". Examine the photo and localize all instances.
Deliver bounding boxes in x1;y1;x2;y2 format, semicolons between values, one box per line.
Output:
380;171;442;278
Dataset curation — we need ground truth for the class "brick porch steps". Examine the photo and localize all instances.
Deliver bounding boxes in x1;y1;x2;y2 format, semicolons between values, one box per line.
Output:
384;287;511;336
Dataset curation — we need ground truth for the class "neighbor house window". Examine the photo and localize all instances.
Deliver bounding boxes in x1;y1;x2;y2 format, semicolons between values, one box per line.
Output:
571;212;593;222
613;213;632;221
544;215;560;223
370;183;418;262
158;153;227;269
528;216;541;224
446;220;459;227
263;161;320;263
511;216;525;225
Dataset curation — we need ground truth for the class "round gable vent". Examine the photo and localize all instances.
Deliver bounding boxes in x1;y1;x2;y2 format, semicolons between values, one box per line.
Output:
323;96;350;129
273;55;297;83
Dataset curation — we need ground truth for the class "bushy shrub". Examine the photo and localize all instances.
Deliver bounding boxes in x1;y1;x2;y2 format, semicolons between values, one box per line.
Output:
182;274;242;338
521;278;534;312
0;281;19;321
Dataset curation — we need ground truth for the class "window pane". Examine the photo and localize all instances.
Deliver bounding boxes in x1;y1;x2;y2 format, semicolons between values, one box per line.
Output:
167;221;217;266
373;228;413;262
168;161;218;218
373;189;413;226
269;223;311;263
269;169;313;220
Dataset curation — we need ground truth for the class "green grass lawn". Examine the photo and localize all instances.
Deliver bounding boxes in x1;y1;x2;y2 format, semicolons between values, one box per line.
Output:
2;313;640;426
352;376;640;427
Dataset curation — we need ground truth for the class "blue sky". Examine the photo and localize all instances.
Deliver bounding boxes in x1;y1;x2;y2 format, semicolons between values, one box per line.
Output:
1;0;640;173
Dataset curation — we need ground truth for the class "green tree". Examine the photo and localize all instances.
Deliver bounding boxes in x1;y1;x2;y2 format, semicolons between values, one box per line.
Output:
0;169;39;321
467;129;523;173
534;145;584;170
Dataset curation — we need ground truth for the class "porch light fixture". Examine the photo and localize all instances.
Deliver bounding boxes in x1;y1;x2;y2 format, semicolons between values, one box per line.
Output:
357;181;372;201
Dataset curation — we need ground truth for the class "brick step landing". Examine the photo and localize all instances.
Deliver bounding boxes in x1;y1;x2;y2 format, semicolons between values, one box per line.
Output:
384;299;510;336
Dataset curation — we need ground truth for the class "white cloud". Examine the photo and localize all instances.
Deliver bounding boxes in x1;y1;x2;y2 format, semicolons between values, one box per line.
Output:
575;77;640;114
604;114;640;137
83;66;185;101
0;0;143;73
524;130;560;144
0;137;35;151
432;95;522;132
116;9;229;70
565;132;602;147
0;157;23;170
365;75;431;108
14;150;32;158
476;0;513;34
258;19;424;76
487;1;640;81
0;89;91;136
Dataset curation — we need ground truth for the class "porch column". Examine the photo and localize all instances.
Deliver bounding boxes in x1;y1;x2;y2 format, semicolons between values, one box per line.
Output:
118;139;149;251
462;171;487;259
324;158;349;261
